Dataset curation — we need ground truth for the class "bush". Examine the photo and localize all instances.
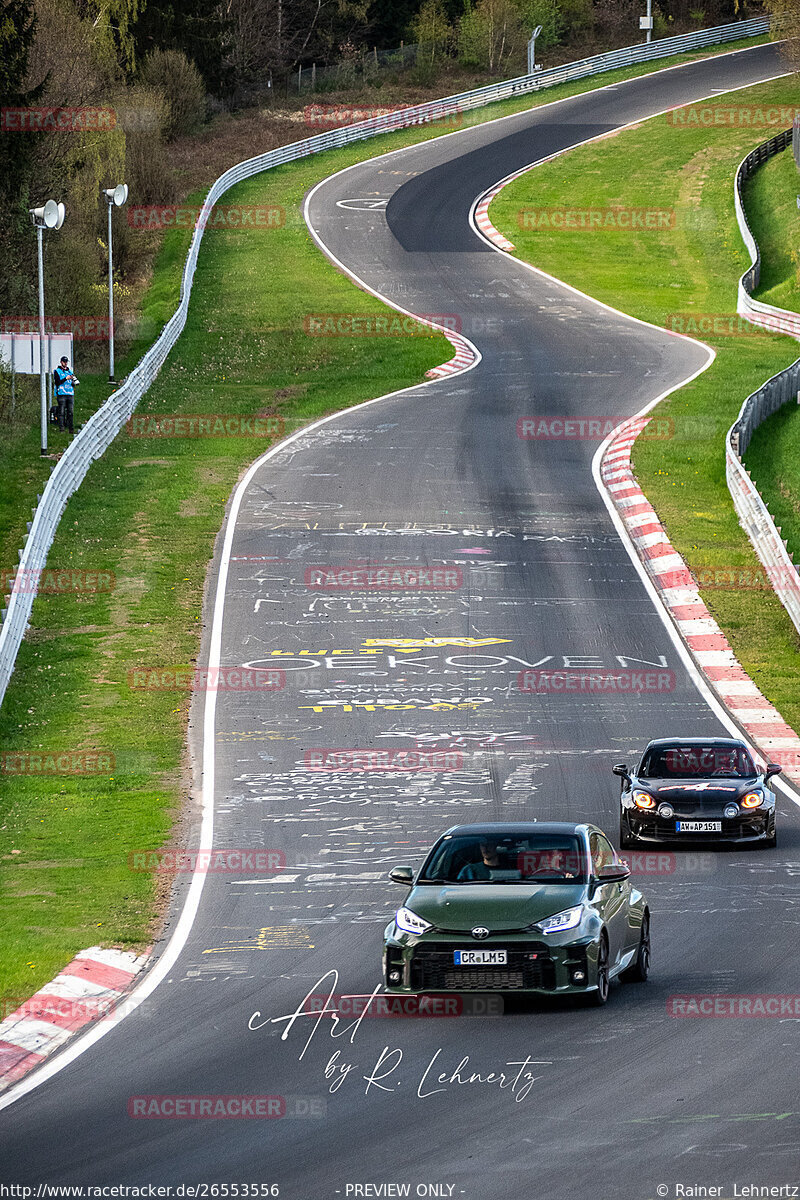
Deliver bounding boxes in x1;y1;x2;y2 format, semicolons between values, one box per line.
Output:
116;86;176;208
140;49;205;141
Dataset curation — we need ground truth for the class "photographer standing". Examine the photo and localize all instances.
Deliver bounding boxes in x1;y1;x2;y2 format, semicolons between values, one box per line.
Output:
53;355;79;434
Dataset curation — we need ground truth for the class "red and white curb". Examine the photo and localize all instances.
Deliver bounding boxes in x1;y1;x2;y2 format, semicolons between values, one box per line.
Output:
601;417;800;784
425;331;477;378
0;946;149;1091
473;184;516;252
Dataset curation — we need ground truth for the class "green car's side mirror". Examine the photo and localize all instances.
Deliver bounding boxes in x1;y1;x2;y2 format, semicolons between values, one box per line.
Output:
612;763;630;779
597;862;630;884
389;865;414;885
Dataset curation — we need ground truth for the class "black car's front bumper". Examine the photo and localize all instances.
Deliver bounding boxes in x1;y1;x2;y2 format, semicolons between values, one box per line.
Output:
622;805;775;844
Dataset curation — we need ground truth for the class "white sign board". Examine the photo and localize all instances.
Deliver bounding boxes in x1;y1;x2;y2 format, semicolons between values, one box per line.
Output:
0;332;74;374
639;15;653;28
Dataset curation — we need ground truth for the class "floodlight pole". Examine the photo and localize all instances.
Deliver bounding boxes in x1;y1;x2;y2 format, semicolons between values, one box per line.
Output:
107;195;116;382
30;199;65;455
527;25;543;75
36;222;47;455
104;184;128;384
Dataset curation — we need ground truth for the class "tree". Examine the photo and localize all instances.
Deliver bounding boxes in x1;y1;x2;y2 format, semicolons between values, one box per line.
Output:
513;0;563;49
132;0;232;94
410;0;455;62
458;0;527;71
221;0;369;101
763;0;800;65
0;0;45;312
366;0;420;45
74;0;146;73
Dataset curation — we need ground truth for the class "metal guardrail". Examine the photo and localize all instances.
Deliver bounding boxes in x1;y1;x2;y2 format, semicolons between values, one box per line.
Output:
0;14;776;707
727;129;800;637
735;128;795;312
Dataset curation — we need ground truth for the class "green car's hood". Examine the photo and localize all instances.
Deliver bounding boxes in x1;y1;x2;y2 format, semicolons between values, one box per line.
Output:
405;884;586;931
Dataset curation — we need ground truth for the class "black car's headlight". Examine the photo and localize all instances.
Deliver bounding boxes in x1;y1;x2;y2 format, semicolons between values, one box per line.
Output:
533;906;583;935
741;791;764;809
394;906;433;935
633;790;656;810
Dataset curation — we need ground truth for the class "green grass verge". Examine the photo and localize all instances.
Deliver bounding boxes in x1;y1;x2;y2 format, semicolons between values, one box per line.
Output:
489;74;800;740
0;30;778;1004
740;144;800;584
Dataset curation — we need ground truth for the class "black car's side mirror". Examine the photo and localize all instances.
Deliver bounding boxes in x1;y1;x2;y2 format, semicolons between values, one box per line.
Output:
612;763;630;781
389;865;414;885
765;763;783;780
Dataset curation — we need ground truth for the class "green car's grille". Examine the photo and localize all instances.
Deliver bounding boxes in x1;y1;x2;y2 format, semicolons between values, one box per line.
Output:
410;947;556;992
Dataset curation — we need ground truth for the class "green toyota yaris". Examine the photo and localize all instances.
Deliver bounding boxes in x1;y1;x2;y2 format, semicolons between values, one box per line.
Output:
383;822;650;1005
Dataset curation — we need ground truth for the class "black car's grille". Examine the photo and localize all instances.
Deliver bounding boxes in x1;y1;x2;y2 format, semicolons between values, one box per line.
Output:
410;945;556;992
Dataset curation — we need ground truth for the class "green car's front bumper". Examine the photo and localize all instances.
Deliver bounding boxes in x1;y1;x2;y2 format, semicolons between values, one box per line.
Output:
383;926;604;995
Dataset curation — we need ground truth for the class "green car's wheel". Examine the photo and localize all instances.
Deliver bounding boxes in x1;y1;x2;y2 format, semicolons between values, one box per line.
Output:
619;818;635;850
622;910;650;983
590;933;610;1006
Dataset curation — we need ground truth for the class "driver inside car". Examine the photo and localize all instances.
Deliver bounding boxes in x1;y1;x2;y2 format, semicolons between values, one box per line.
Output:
457;840;510;881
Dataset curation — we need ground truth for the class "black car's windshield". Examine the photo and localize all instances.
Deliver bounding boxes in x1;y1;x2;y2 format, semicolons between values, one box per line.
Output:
639;744;756;779
417;834;588;884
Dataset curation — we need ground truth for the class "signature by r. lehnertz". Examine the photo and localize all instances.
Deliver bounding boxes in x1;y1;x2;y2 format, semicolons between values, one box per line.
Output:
248;969;551;1103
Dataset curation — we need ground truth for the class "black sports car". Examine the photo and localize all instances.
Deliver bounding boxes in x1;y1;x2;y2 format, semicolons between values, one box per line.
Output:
615;737;781;848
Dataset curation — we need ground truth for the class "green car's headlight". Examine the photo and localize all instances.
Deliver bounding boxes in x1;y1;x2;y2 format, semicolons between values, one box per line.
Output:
394;906;433;935
534;906;583;935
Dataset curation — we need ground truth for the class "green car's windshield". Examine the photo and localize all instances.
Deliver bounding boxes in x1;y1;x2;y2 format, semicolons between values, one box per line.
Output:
639;745;756;779
417;834;588;884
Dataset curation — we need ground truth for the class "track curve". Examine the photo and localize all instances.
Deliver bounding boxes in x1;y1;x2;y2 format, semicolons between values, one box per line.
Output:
2;42;799;1200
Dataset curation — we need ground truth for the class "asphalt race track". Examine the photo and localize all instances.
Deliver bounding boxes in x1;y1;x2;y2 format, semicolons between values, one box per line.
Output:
3;41;800;1200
